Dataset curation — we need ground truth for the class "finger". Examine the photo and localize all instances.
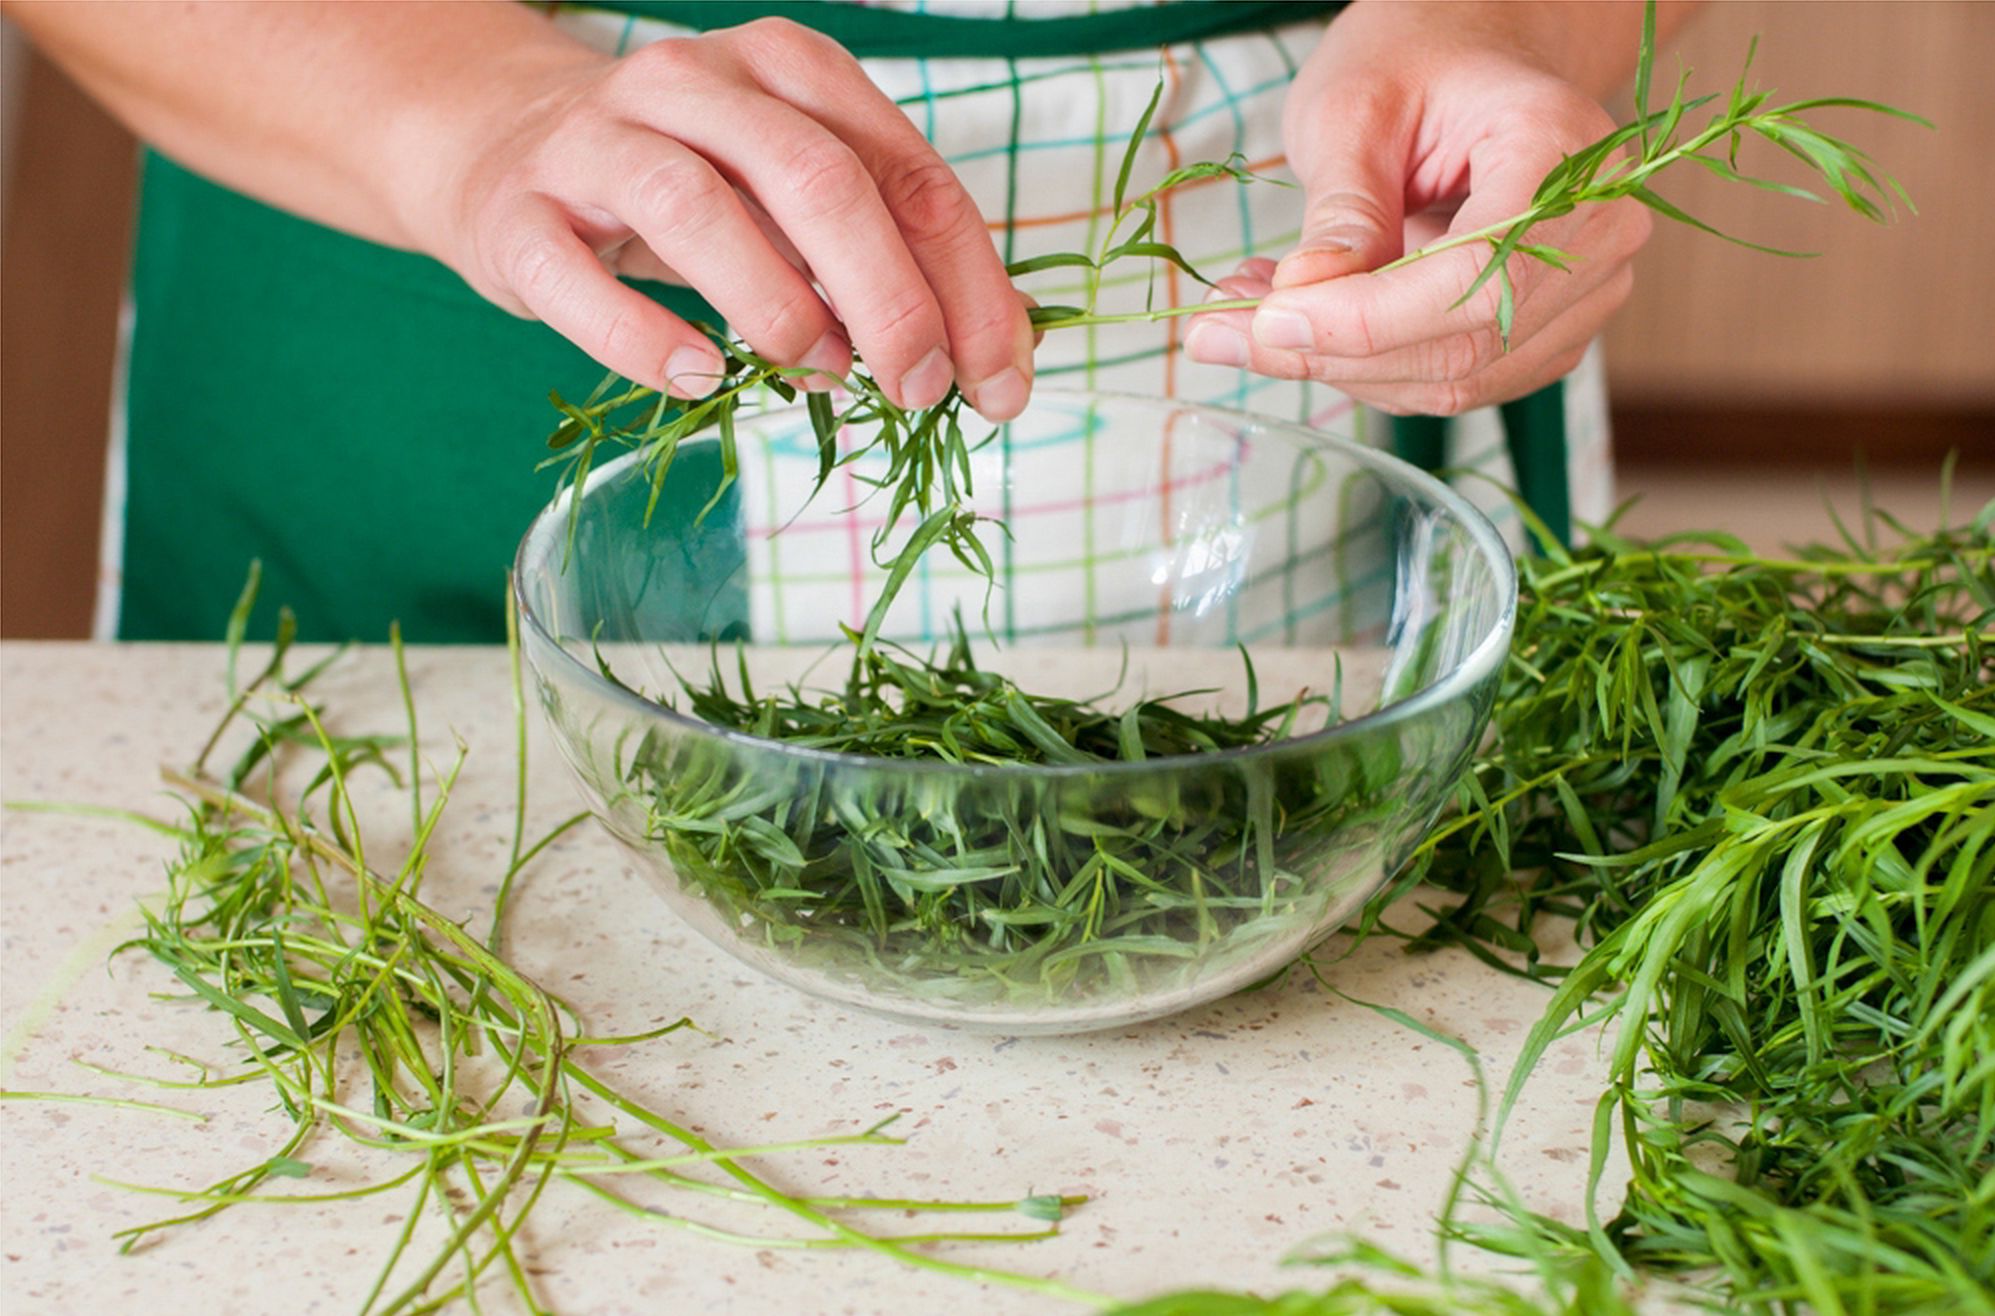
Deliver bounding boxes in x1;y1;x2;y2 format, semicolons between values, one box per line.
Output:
491;195;726;400
1181;259;1277;364
746;30;1033;421
643;87;954;411
1345;344;1589;418
587;125;851;388
1202;262;1630;387
607;243;684;286
736;190;813;275
614;192;815;287
1184;268;1275;368
1250;196;1642;361
1445;110;1611;248
1208;266;1274;303
841;131;1033;421
1271;102;1411;288
1232;256;1278;284
1310;267;1627;388
1254;83;1639;359
1333;274;1619;415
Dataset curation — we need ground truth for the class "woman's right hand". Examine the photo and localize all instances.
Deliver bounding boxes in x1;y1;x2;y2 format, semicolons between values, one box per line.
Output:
420;18;1034;419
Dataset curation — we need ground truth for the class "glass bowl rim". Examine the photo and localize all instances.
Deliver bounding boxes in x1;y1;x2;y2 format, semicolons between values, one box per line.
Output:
511;386;1518;781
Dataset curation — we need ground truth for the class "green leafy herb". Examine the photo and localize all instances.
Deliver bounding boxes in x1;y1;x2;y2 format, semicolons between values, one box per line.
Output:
1386;496;1993;1313
1157;490;1992;1316
1016;75;1281;331
576;617;1450;1010
1381;2;1928;345
545;332;1008;658
539;92;1281;656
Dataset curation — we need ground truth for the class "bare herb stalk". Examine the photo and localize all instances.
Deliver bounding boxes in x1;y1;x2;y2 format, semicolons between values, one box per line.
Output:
14;574;1099;1315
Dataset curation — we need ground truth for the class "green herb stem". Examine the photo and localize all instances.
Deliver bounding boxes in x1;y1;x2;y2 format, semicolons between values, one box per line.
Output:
0;1090;209;1122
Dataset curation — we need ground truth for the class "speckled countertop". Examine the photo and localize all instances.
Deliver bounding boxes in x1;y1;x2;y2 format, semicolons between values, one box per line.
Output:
1;643;1621;1314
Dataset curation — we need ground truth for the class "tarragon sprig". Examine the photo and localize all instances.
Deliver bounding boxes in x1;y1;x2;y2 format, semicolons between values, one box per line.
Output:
15;571;1098;1314
1012;75;1282;334
1390;3;1928;345
542;330;1000;658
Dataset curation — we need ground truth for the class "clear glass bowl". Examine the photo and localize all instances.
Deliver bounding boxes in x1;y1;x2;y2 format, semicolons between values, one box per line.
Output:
514;389;1515;1033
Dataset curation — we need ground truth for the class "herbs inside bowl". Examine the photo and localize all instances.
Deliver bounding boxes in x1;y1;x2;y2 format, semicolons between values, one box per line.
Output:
514;391;1514;1030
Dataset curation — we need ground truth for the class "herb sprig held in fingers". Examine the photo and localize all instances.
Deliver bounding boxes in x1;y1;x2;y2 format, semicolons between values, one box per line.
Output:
1381;3;1931;346
543;0;1923;638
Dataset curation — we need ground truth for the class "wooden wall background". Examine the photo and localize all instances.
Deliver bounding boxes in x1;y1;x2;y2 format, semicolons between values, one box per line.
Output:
2;2;1991;638
1;40;134;640
1605;0;1995;408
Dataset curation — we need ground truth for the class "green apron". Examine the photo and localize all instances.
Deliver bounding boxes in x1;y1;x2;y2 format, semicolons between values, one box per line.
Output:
117;0;1564;643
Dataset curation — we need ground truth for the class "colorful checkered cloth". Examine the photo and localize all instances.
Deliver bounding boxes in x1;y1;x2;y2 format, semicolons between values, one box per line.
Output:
554;4;1613;646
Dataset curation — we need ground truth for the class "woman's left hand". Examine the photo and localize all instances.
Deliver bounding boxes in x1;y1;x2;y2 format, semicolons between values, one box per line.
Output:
1185;0;1658;416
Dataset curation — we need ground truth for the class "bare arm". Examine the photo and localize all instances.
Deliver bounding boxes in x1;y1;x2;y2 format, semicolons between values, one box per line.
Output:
8;0;1036;418
1446;0;1703;103
8;1;571;251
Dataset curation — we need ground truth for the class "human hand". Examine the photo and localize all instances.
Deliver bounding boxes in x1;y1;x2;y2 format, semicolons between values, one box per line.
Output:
1185;1;1655;415
424;18;1033;418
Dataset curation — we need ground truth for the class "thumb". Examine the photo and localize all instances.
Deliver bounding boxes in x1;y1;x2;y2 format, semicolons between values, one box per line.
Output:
1273;143;1408;289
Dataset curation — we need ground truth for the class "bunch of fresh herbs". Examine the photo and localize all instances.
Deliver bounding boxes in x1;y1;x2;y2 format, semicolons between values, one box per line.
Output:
583;622;1436;1009
1392;494;1994;1314
1126;491;1992;1315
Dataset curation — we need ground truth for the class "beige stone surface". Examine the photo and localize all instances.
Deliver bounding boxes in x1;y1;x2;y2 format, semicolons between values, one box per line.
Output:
1;642;1621;1315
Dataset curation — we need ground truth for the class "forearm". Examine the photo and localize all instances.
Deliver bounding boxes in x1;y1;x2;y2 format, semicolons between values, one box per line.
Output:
1334;0;1701;102
7;0;604;253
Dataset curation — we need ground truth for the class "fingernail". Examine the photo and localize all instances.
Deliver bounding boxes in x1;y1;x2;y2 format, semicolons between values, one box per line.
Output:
1253;308;1314;351
1185;320;1249;368
1203;285;1234;304
1304;224;1374;254
798;330;849;393
899;346;954;410
665;346;722;398
969;365;1029;422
